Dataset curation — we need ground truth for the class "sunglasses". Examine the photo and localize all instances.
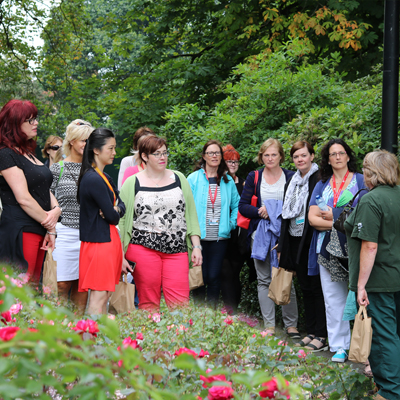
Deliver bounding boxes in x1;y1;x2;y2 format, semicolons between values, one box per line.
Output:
49;145;61;151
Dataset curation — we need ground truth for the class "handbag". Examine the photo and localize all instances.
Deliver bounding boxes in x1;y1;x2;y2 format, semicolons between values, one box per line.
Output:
268;267;293;305
42;249;58;296
189;265;204;290
237;170;259;229
348;305;373;363
333;188;368;234
109;274;136;314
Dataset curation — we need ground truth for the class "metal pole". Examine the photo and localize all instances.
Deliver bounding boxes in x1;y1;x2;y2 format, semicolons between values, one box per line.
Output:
381;0;399;153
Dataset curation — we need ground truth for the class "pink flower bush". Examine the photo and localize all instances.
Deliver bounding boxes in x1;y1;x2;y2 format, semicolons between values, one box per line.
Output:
174;347;198;357
207;385;234;400
72;319;99;337
259;378;290;399
0;326;20;341
223;317;233;325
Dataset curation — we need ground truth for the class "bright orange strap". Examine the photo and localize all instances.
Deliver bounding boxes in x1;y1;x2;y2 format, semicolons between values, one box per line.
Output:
94;167;116;206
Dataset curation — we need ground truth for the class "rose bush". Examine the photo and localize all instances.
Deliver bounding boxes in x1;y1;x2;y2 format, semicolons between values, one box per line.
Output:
0;265;373;399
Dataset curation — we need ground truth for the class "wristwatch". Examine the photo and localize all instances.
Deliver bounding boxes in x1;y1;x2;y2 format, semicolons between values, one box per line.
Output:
193;245;202;250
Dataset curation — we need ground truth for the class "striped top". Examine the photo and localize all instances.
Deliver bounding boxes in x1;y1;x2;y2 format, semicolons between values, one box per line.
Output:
204;177;222;241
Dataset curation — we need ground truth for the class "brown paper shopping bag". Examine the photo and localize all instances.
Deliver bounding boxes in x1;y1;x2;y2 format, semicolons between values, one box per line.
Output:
268;267;293;305
348;305;373;363
42;249;58;296
189;265;204;290
109;275;136;314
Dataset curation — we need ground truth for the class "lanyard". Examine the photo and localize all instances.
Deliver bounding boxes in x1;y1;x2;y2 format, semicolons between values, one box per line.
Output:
205;171;218;214
332;170;349;208
94;166;116;206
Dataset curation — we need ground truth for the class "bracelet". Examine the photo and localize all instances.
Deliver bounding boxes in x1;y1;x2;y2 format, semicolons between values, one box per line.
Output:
47;231;57;236
53;205;62;212
193;245;202;250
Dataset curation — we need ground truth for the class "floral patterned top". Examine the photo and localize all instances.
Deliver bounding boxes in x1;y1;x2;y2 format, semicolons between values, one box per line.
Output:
130;174;187;253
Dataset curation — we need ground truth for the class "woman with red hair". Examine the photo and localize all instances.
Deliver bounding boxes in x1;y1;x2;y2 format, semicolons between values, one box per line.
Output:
0;99;61;283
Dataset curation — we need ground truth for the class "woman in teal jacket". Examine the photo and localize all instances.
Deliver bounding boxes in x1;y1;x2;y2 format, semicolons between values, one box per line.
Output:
187;140;240;307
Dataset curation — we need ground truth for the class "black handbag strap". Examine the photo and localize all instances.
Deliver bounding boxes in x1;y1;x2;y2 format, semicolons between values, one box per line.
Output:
347;188;368;208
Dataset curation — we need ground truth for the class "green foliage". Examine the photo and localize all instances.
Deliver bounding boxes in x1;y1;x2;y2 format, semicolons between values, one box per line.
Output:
0;265;373;399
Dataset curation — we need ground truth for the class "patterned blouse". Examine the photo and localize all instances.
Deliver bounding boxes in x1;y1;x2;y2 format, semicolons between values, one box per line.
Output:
130;175;187;254
50;161;81;229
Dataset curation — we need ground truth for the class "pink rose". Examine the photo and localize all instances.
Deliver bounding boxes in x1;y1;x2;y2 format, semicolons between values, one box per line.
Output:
9;303;23;315
223;317;233;325
259;378;290;399
207;385;234;400
189;319;193;326
297;349;307;359
118;337;142;351
72;319;99;337
199;349;210;358
136;332;143;340
152;313;161;323
200;374;227;388
174;347;198;358
1;311;12;325
0;326;20;341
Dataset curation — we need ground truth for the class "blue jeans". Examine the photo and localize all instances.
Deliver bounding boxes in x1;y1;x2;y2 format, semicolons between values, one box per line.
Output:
193;240;228;307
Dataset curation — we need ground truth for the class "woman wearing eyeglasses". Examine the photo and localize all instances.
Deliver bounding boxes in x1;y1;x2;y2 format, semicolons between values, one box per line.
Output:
50;120;94;313
308;138;367;362
187;140;240;308
119;135;202;311
42;135;63;168
0;99;61;283
239;138;298;336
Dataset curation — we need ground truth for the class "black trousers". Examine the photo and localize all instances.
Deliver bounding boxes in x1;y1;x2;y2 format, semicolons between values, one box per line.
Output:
289;235;327;337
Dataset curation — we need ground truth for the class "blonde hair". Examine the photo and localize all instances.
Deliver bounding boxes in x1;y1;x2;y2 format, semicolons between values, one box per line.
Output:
41;135;63;158
255;138;285;165
63;119;94;157
363;150;400;188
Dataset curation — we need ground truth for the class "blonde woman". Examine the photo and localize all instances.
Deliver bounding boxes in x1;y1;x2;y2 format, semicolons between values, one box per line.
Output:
50;120;94;313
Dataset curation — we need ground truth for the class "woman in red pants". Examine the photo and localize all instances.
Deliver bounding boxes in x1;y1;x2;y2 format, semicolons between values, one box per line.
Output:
0;99;61;283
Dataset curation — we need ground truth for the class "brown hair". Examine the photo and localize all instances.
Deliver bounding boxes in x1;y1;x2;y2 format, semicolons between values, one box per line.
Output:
194;140;229;185
42;135;63;158
290;141;314;158
363;150;400;188
223;144;240;161
256;138;285;165
132;126;155;151
139;136;167;164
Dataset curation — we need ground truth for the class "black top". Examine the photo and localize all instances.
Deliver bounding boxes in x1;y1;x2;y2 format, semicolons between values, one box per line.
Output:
0;147;53;270
79;168;126;243
277;170;319;269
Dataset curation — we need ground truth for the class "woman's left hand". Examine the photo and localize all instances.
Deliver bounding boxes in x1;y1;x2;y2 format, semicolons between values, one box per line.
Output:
41;233;55;251
41;207;61;230
320;207;333;221
191;248;203;267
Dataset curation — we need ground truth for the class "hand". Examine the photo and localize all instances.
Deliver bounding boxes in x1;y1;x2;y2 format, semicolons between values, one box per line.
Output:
121;258;133;274
41;207;61;230
357;287;369;306
277;252;281;262
320;207;333;221
99;209;105;219
258;205;269;219
41;232;55;251
191;248;203;267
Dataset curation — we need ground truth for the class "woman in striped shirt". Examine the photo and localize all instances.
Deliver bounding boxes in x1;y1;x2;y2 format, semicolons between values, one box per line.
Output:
187;140;240;308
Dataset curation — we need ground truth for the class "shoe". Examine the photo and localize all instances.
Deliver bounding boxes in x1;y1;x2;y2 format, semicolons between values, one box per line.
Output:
294;334;315;347
286;327;301;339
304;337;328;352
331;348;348;363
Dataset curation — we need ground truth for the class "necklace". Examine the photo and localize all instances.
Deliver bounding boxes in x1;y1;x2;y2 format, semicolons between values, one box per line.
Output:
145;170;165;187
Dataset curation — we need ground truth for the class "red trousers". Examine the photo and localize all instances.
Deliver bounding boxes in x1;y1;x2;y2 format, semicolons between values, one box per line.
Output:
125;244;189;311
23;232;46;283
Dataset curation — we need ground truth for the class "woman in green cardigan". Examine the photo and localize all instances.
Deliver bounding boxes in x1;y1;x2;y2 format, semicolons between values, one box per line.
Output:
119;136;202;311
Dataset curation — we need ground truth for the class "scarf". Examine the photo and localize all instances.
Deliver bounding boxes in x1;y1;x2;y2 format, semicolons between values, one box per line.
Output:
281;163;318;219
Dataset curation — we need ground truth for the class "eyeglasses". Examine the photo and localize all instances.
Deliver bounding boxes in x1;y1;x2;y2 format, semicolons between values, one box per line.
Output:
329;151;347;158
76;122;88;126
150;151;170;158
226;160;240;165
205;151;221;157
25;117;38;125
49;145;61;151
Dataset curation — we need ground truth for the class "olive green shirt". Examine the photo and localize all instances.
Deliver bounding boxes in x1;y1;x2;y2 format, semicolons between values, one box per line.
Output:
345;185;400;292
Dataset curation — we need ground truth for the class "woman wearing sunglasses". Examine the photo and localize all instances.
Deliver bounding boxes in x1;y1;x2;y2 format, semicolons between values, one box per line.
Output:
50;120;94;313
187;140;240;308
119;136;202;311
42;135;63;168
0;99;61;283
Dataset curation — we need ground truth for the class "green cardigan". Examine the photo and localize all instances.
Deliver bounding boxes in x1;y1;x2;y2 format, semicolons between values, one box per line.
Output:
119;170;201;264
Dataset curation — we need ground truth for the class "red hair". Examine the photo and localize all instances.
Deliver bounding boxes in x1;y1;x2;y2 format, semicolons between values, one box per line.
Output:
0;99;38;154
223;144;240;161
